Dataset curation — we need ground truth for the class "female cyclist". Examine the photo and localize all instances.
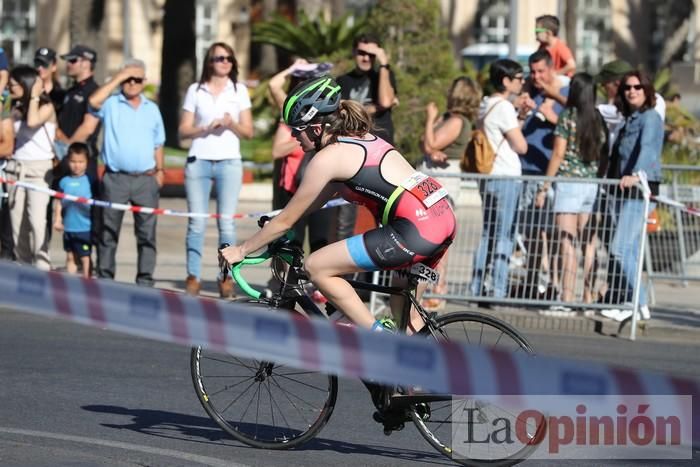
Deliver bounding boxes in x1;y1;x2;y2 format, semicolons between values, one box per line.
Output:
220;76;456;332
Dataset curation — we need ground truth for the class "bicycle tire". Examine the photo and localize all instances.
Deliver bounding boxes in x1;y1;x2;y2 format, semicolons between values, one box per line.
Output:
410;311;545;466
190;300;338;449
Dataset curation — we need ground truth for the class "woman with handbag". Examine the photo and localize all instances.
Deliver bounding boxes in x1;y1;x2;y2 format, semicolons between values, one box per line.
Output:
7;65;57;270
469;59;528;302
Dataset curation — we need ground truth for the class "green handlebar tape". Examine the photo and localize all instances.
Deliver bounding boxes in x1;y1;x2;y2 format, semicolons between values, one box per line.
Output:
230;254;270;299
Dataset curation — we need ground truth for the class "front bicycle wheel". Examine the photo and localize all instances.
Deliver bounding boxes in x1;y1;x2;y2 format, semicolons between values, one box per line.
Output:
190;301;338;449
411;311;545;467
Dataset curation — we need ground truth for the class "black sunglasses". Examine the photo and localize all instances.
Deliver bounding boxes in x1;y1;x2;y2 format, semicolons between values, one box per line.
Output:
623;84;644;92
67;57;81;64
355;50;375;58
211;55;234;64
123;76;145;85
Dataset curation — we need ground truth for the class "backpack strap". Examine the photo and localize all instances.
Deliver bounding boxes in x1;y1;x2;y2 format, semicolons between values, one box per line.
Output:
478;98;508;153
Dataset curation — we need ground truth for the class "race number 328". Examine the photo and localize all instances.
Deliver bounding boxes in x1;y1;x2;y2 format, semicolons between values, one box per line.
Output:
401;172;448;208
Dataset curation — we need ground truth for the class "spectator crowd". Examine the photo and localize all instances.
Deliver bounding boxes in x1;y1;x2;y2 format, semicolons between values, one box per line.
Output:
0;13;670;321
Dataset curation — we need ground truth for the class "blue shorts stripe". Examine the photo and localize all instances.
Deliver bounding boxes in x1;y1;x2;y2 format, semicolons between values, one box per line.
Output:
346;234;377;271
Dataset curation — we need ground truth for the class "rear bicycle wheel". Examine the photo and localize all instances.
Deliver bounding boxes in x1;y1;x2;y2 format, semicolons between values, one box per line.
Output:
411;311;545;466
190;301;338;449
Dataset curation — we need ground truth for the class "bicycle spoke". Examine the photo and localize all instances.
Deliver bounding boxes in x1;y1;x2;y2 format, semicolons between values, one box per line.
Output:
206;375;257;398
268;375;317;427
273;373;330;393
492;330;504;348
218;379;258;415
203;355;258;374
461;321;471;345
264;377;294;433
238;381;263;424
269;374;326;411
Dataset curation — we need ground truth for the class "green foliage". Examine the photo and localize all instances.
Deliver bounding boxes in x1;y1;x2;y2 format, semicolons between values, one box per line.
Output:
365;0;460;164
252;12;367;60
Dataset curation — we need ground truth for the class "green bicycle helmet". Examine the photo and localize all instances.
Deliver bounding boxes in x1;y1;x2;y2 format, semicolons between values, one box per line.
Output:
283;76;342;127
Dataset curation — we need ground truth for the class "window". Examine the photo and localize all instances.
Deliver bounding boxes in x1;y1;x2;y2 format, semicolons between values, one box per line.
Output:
474;0;510;44
575;0;613;72
196;0;219;76
0;0;36;64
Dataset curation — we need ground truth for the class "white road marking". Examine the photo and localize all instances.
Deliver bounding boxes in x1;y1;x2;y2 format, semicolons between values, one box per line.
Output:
0;427;245;467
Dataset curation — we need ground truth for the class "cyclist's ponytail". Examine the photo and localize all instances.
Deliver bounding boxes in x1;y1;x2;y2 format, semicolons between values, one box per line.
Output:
322;100;374;144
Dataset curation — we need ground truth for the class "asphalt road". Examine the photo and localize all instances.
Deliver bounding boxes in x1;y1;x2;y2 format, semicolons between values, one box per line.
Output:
1;308;698;467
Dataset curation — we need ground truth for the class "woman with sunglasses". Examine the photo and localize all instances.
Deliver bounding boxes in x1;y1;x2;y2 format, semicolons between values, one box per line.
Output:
220;76;456;332
601;70;663;322
179;42;253;297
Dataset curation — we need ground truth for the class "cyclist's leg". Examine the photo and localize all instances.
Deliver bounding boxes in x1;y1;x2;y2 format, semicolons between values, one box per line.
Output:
304;239;376;329
389;274;428;335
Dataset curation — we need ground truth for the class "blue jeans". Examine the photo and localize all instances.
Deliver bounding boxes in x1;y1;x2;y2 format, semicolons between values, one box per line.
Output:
185;158;242;279
470;179;521;298
607;197;653;306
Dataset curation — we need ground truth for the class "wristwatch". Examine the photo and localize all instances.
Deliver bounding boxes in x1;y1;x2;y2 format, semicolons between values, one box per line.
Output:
379;64;391;70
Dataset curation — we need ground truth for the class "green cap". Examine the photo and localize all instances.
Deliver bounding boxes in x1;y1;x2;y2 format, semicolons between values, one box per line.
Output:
596;59;634;84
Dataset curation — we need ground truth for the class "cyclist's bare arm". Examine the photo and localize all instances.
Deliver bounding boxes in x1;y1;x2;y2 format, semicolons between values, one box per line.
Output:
237;152;344;257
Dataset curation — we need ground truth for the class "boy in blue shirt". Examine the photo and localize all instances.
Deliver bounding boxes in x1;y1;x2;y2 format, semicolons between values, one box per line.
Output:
53;143;92;278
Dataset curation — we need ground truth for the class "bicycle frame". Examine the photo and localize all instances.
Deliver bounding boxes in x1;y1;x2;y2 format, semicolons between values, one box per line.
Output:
230;237;444;339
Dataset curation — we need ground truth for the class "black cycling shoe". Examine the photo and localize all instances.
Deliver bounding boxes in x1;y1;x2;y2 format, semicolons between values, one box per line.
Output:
373;409;406;435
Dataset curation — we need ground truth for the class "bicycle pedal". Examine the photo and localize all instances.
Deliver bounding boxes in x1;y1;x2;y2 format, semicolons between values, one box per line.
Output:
383;422;404;436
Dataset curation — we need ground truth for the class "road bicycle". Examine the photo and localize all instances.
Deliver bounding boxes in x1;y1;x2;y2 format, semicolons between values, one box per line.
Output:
191;218;545;466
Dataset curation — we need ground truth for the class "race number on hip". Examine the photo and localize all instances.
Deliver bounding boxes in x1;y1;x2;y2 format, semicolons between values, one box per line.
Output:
401;172;448;208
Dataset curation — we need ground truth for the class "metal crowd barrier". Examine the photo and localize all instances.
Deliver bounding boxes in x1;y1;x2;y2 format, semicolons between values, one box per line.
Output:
645;165;700;298
370;172;651;340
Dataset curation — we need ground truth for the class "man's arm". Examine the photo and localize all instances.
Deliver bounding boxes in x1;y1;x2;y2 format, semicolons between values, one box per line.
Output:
88;66;142;110
362;43;395;109
0;70;8;98
0;117;13;157
558;58;576;77
68;113;100;144
153;145;165;187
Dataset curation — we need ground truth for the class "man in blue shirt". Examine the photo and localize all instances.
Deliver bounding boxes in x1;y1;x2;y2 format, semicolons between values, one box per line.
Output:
72;59;165;285
518;50;569;299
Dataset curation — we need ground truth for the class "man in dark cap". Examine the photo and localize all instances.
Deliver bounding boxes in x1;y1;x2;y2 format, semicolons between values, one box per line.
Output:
58;45;100;178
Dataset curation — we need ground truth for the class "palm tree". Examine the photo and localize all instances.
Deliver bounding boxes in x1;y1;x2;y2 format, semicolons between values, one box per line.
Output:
252;10;367;60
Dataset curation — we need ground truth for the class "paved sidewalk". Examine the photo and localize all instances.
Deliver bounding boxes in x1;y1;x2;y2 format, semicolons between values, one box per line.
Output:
43;188;700;342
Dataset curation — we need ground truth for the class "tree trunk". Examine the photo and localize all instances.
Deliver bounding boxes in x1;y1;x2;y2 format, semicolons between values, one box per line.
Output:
564;0;577;56
69;0;106;80
160;0;196;148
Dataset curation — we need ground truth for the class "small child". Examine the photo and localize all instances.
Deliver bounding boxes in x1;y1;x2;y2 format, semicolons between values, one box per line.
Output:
535;14;576;77
53;142;92;278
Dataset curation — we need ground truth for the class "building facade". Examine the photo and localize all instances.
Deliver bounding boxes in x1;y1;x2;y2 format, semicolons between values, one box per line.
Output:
1;0;697;102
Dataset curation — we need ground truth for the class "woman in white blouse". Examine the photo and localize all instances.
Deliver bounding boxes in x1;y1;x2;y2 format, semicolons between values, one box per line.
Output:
8;65;57;270
179;42;254;297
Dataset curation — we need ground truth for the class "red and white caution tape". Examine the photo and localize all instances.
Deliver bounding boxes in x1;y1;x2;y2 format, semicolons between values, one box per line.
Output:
0;177;347;219
0;260;697;444
652;194;700;218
